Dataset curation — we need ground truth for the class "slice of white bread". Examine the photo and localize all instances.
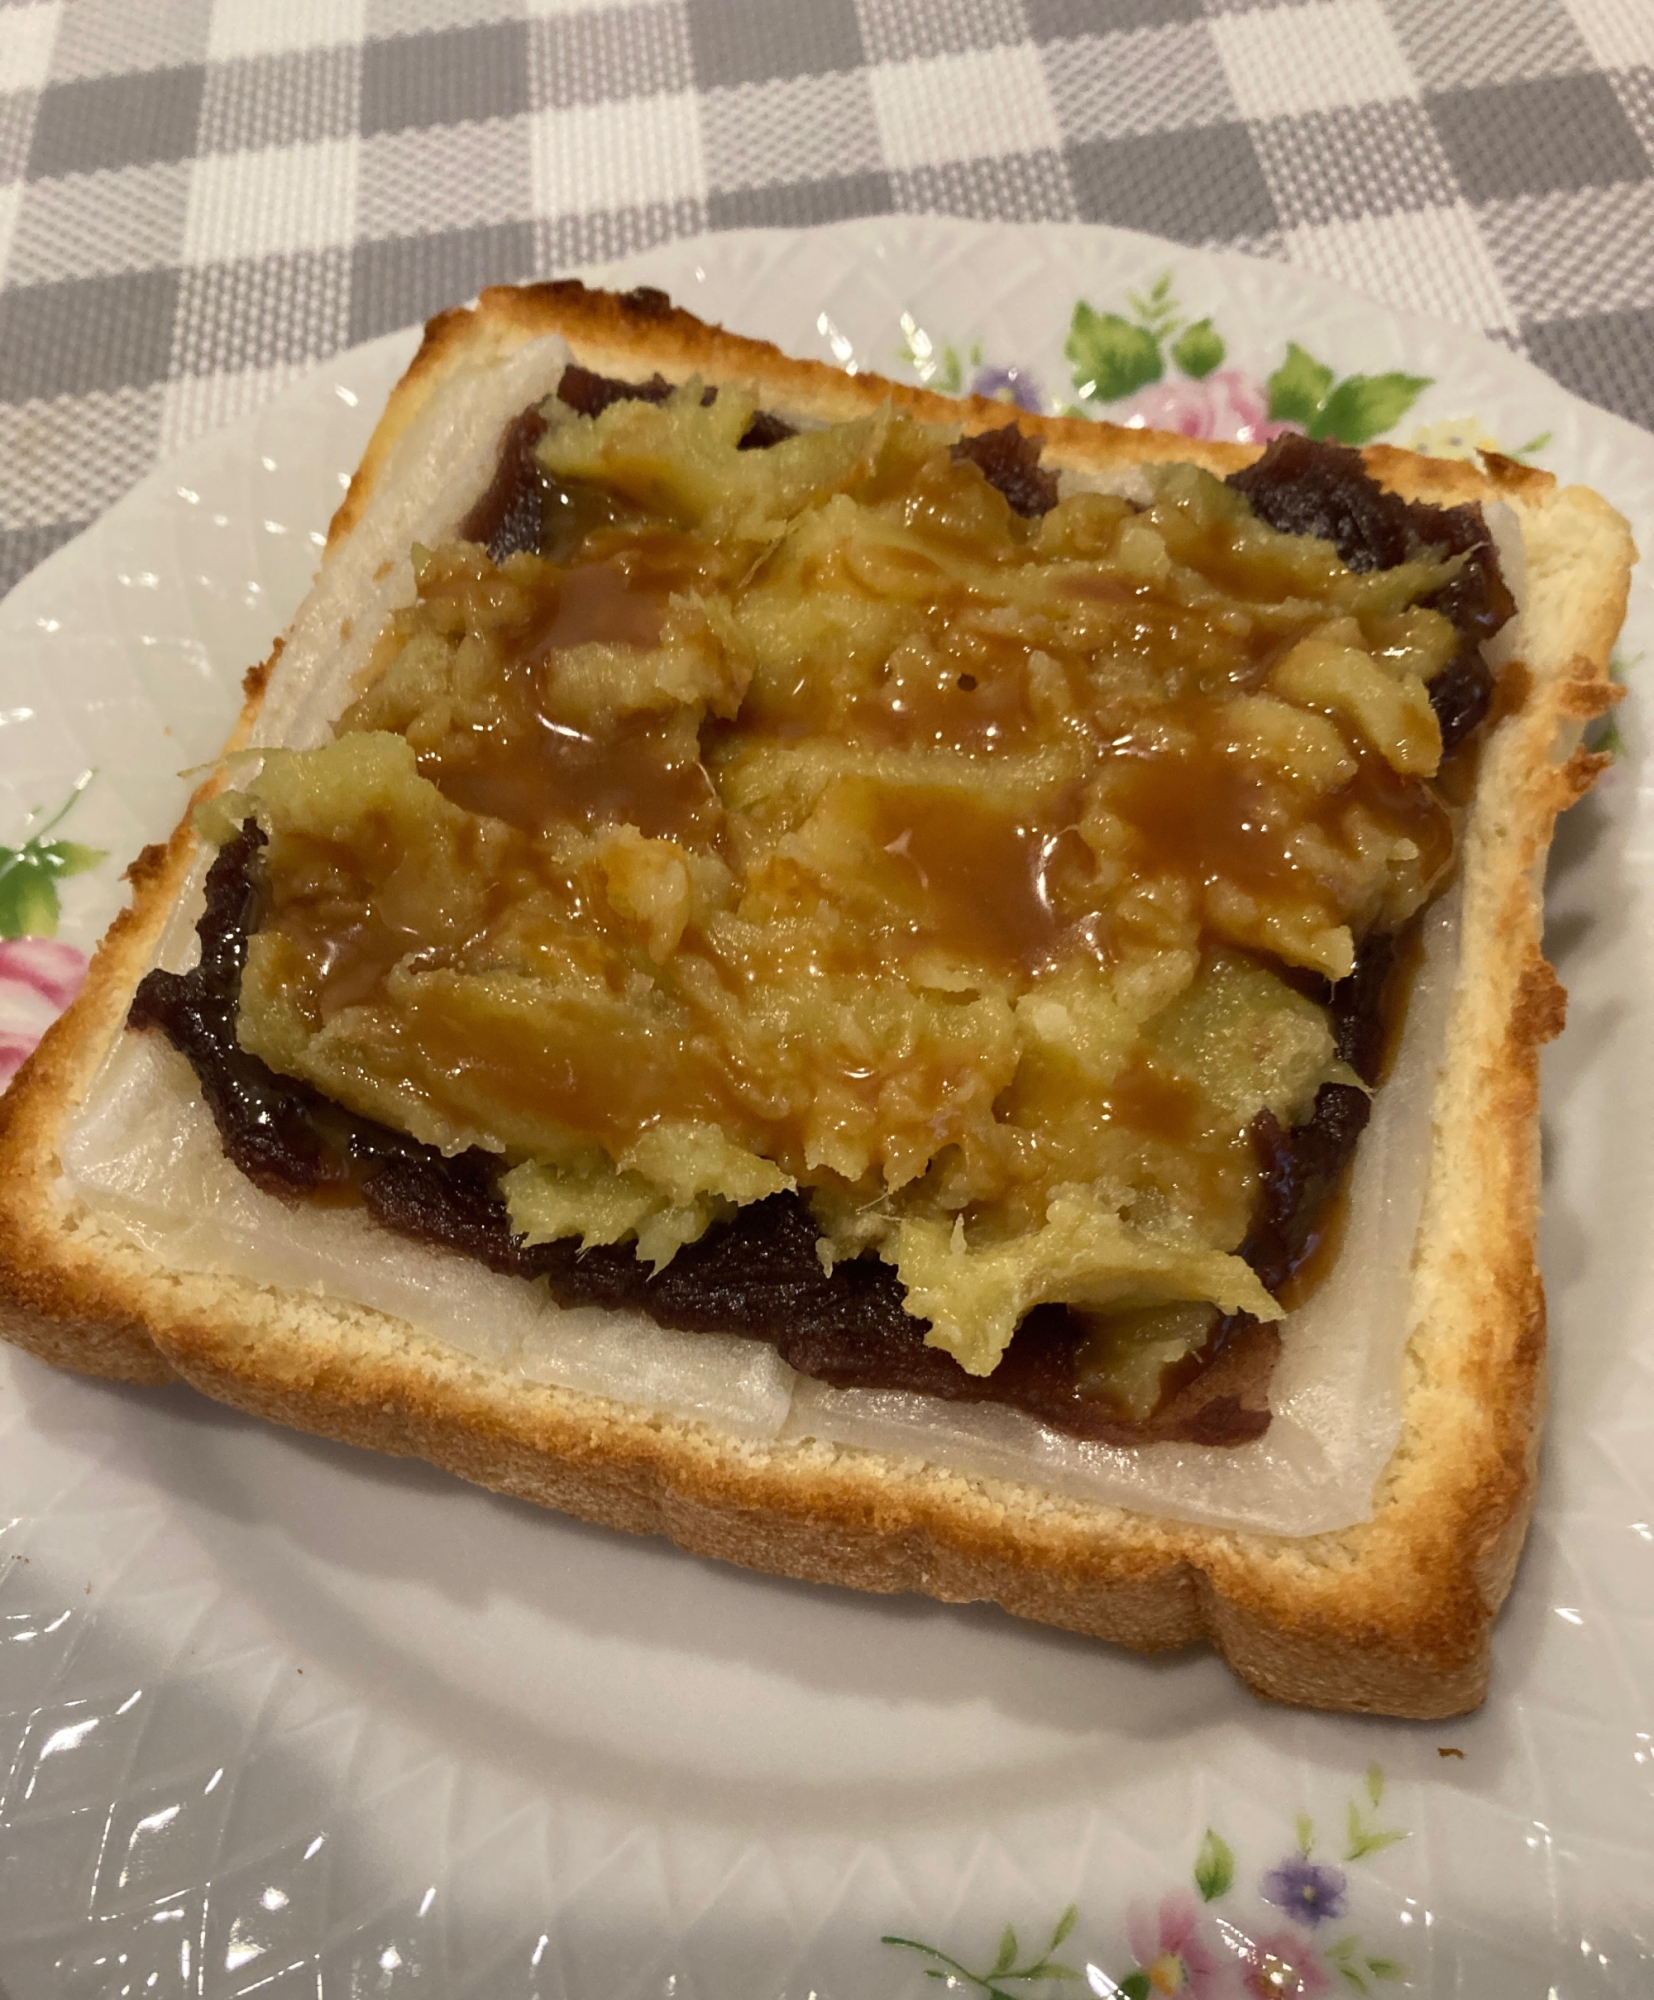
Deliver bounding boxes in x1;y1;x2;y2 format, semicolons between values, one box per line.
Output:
0;282;1632;1716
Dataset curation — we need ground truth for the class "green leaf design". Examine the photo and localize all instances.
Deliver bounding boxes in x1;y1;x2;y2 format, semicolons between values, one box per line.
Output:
1296;1812;1315;1857
1344;1800;1409;1862
0;776;105;941
1267;343;1335;427
1366;1762;1384;1809
1117;1974;1153;2000
0;862;61;940
1194;1827;1234;1902
1265;341;1430;444
1310;372;1431;446
1067;303;1164;403
897;317;928;374
62;844;98;880
1125;272;1182;340
1171;318;1225;379
1346;1827;1409;1861
1587;713;1626;759
882;1909;1083;1994
0;839;108;941
1366;1958;1406;1981
935;341;967;397
897;313;972;396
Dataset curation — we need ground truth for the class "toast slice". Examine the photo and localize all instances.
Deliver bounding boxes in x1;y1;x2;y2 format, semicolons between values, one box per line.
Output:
0;282;1632;1716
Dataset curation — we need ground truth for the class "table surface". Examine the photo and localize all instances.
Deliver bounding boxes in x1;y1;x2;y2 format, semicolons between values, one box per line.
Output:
2;10;1653;1993
0;0;1651;602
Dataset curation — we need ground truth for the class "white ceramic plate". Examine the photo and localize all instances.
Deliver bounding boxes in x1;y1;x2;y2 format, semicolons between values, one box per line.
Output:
1;219;1650;1999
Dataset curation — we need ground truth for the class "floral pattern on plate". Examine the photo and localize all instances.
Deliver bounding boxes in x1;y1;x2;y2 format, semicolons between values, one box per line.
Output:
0;777;100;1088
896;270;1434;450
894;266;1563;486
883;1766;1408;1998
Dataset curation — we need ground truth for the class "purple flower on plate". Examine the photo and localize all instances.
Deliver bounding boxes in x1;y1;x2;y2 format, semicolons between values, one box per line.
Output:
970;363;1044;412
1259;1856;1347;1929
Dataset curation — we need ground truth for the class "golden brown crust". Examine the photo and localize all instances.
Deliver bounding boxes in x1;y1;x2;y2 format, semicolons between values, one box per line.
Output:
0;281;1634;1716
0;619;286;1383
0;854;187;1385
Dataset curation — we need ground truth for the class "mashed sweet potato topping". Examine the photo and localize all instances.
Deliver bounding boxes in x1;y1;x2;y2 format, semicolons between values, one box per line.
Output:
210;385;1465;1381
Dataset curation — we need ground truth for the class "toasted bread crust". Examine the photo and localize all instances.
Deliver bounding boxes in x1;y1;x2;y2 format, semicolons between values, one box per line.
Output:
0;282;1633;1716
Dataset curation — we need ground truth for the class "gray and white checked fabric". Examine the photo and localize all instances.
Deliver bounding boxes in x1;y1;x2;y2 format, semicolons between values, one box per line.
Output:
1;0;1652;601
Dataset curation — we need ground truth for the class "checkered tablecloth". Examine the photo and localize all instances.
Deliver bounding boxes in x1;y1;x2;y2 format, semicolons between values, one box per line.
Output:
1;0;1650;602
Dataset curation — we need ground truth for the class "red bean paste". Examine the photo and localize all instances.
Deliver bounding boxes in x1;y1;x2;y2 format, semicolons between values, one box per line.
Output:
1231;433;1514;753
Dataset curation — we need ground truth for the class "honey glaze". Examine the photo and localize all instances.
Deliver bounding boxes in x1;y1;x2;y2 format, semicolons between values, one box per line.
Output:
393;990;750;1159
1099;1057;1204;1148
294;909;432;1016
871;787;1075;975
252;807;480;1016
1106;707;1309;901
428;716;720;842
528;555;666;653
855;628;1035;753
1101;694;1452;949
521;527;708;656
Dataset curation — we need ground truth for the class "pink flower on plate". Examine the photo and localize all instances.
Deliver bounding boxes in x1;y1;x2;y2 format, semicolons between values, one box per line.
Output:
0;937;88;1089
1125;1890;1225;1997
1235;1926;1332;1999
1116;369;1295;447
